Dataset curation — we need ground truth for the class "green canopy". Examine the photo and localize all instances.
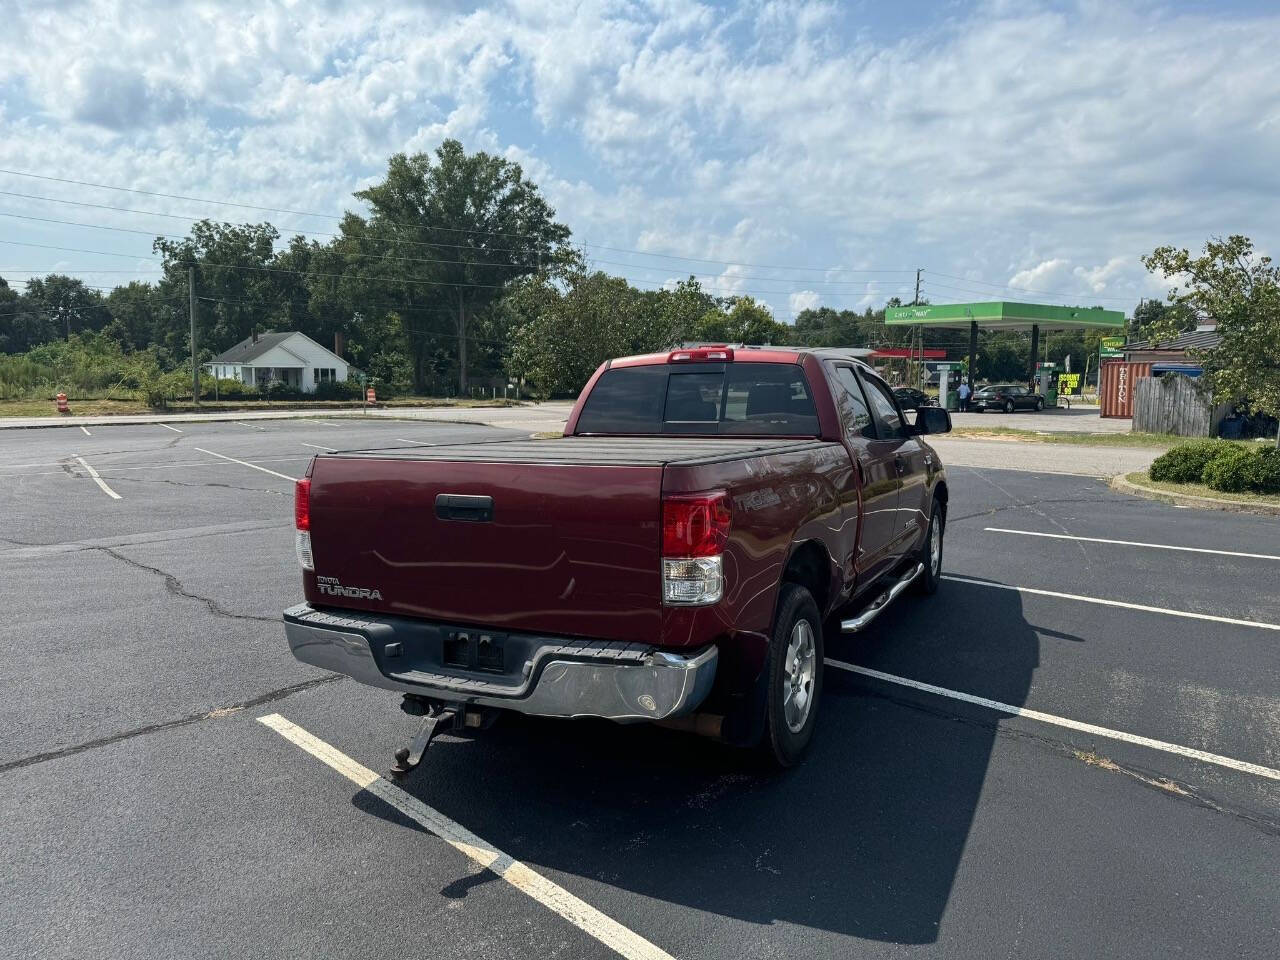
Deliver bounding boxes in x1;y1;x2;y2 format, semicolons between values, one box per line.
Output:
886;301;1124;331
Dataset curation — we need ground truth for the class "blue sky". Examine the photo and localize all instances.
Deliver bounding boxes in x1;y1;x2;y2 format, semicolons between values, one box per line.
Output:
1;0;1278;321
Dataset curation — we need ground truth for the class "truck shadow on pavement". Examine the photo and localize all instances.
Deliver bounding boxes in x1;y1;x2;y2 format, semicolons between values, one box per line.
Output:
354;578;1042;945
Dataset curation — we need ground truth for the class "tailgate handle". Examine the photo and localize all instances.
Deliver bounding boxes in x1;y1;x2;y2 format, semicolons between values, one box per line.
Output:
435;494;493;523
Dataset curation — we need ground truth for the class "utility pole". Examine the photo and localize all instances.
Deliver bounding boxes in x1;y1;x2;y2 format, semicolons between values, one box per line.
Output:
912;268;922;306
188;265;200;407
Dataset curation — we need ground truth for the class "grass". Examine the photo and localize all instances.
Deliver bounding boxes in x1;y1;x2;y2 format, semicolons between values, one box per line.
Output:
948;426;1185;448
1124;471;1280;506
0;395;520;418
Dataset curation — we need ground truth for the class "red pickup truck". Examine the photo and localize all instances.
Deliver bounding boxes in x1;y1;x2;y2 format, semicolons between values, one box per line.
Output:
285;347;951;769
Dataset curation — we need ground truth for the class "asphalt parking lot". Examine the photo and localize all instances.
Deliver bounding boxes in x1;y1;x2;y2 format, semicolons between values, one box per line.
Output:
2;419;1278;959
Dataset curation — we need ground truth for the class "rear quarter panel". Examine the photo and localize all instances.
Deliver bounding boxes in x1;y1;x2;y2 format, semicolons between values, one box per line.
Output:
660;441;851;686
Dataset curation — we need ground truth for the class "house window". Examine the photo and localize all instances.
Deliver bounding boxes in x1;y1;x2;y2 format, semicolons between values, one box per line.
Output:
313;368;336;383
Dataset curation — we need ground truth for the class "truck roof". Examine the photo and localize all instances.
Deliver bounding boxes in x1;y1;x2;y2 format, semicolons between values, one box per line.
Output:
329;436;834;467
609;345;876;369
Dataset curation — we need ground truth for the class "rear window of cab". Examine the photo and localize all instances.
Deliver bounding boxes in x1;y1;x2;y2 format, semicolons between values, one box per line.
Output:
575;362;821;436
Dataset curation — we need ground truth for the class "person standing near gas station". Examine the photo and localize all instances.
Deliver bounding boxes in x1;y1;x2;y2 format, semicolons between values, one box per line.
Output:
957;379;972;412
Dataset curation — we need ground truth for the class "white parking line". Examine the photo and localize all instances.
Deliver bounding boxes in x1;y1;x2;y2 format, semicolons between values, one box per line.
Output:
258;714;674;960
984;527;1280;562
235;421;266;431
942;575;1280;632
79;426;91;436
73;456;122;500
396;438;434;446
303;419;338;427
825;660;1280;782
299;442;334;452
193;447;298;482
158;423;183;433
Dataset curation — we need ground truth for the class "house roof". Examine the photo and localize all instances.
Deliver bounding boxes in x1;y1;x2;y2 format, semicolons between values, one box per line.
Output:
1123;329;1222;353
208;332;299;364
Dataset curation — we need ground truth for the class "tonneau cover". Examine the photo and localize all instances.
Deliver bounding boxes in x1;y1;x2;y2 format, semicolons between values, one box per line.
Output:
331;436;831;466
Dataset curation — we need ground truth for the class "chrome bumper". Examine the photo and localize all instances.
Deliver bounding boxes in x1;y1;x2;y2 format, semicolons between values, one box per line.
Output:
283;604;717;722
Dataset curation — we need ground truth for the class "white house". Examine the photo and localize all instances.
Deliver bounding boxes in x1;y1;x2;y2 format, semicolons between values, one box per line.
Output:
205;331;351;393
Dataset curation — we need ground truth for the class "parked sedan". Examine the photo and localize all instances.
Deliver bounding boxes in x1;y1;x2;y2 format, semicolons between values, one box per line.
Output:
892;386;937;411
971;384;1044;413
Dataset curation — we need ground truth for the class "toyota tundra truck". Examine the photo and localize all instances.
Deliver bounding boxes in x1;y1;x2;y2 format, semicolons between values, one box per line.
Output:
285;347;951;769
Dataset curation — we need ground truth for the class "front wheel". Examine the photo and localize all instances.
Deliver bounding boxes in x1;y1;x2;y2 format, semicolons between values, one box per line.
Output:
763;584;824;767
915;498;944;594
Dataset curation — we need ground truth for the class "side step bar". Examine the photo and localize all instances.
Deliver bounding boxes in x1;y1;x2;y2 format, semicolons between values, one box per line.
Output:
840;562;924;633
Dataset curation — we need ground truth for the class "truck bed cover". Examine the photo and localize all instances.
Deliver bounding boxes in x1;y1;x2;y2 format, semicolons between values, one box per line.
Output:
330;436;834;466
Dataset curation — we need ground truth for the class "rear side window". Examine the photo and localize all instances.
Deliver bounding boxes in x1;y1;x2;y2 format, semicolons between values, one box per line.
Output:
576;365;666;433
575;362;819;436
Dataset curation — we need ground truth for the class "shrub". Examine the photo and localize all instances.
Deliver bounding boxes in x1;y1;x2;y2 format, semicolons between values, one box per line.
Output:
1149;439;1235;483
1252;447;1280;493
313;379;364;401
1201;446;1269;493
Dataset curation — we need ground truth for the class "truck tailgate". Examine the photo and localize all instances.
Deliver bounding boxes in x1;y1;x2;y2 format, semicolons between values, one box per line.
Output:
306;454;664;643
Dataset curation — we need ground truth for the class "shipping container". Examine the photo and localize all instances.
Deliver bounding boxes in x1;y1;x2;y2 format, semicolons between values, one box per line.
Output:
1099;361;1152;418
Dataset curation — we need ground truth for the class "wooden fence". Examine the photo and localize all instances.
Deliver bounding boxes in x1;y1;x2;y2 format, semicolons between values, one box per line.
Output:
1133;373;1229;437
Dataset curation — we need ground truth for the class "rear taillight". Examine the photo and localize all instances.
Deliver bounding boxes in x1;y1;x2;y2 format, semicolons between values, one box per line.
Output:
662;492;730;556
294;477;314;571
294;477;311;531
662;492;730;605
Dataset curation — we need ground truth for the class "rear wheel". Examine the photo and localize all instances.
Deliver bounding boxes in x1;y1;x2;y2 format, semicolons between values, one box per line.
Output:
1004;399;1015;413
915;498;944;594
763;584;823;767
1035;398;1044;411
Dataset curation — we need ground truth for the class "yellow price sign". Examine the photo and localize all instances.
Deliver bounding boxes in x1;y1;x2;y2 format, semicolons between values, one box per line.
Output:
1057;373;1082;395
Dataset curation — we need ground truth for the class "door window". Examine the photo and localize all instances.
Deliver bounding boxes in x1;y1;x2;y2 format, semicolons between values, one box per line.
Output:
860;373;907;440
831;366;875;440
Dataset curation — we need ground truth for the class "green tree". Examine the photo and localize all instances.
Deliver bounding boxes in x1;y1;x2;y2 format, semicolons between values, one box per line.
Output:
1143;235;1280;445
507;270;681;396
1130;297;1195;342
352;140;571;393
692;296;791;344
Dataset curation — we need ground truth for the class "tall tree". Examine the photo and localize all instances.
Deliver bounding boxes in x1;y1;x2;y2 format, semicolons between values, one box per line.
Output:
1143;235;1280;445
353;141;571;392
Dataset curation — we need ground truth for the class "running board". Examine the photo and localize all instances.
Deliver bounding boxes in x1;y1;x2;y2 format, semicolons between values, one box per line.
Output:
841;562;925;633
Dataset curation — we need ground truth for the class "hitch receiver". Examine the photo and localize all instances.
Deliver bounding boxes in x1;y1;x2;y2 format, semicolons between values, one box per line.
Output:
389;703;460;778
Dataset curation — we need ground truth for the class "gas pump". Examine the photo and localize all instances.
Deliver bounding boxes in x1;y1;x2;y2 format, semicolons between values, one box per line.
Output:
936;363;958;411
1034;362;1058;407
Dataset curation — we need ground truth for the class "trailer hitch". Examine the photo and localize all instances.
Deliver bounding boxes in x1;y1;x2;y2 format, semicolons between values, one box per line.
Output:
389;701;460;779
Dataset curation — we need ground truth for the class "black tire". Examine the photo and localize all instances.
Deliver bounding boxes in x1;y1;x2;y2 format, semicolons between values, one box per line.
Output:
1003;399;1015;413
1035;398;1044;411
915;497;944;595
762;584;824;767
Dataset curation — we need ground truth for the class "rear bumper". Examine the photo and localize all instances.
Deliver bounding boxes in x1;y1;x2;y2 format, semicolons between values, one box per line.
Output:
283;603;717;722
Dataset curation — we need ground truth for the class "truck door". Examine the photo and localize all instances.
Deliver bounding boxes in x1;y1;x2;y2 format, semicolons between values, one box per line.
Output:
857;370;923;560
867;373;933;546
829;364;900;581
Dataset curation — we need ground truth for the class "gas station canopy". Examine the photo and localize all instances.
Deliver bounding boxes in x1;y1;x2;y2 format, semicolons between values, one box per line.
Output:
885;301;1124;331
883;301;1126;391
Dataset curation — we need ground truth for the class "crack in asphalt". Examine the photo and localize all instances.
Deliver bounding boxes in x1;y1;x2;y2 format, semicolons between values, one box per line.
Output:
838;682;1280;836
102;475;286;496
0;675;345;774
948;496;1113;524
94;546;281;623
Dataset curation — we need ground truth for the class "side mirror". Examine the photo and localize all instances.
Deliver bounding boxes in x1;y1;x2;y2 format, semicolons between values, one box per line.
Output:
913;406;952;435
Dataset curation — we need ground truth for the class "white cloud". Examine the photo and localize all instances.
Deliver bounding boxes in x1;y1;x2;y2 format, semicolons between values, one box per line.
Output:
0;0;1277;318
789;290;821;315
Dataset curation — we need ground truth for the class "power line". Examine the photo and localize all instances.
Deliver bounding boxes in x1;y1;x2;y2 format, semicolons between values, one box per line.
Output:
0;246;915;302
0;171;913;275
0;209;920;288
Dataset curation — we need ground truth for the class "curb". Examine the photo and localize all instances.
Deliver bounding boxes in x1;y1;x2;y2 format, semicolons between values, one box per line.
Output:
0;406;519;431
1109;474;1280;517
